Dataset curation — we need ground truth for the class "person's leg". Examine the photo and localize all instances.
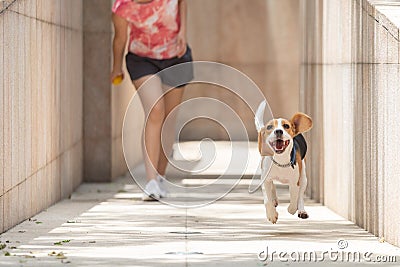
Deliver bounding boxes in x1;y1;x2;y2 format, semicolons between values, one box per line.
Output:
133;75;165;181
157;85;185;176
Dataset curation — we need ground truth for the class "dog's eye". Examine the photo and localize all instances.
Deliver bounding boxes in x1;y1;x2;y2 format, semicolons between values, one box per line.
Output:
266;125;273;130
283;124;290;129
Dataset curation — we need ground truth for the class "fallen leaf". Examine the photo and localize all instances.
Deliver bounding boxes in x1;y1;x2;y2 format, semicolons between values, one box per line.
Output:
18;230;26;233
61;260;71;264
0;244;6;250
4;251;11;256
54;240;71;246
56;252;67;259
35;222;43;224
23;255;35;258
379;237;385;243
88;241;96;244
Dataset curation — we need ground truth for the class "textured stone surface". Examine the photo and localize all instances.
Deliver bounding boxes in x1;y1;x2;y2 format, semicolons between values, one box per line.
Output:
83;0;113;182
0;175;399;266
322;64;354;218
0;196;3;233
0;0;83;233
0;13;4;204
299;63;324;202
301;0;400;246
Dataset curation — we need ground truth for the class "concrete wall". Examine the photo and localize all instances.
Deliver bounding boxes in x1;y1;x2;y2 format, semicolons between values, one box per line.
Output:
301;0;400;246
0;0;139;232
0;0;83;233
182;0;301;141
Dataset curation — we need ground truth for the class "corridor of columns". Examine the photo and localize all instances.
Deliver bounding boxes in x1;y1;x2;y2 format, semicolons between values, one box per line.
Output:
1;0;400;266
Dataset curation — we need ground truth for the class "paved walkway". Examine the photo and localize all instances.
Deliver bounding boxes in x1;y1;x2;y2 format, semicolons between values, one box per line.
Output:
0;174;399;266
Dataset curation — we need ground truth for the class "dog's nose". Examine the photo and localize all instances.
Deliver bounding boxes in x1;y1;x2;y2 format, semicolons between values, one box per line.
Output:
274;129;283;136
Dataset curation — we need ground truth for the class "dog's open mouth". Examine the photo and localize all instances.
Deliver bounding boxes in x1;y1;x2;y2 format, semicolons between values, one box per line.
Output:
269;139;290;154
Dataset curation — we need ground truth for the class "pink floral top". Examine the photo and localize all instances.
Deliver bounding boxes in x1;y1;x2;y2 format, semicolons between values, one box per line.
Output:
112;0;181;59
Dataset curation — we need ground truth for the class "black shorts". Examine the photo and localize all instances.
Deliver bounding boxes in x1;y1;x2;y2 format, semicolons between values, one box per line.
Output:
125;46;194;88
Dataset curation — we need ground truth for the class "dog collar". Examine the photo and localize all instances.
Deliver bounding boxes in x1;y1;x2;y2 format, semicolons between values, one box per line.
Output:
272;145;296;169
271;158;293;168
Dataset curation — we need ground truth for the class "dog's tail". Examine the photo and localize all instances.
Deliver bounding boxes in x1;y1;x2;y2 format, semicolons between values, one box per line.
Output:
255;100;266;132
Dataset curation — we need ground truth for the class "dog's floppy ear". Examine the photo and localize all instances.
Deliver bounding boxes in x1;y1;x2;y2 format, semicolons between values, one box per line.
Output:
291;112;313;135
258;129;274;156
255;101;274;156
255;100;266;132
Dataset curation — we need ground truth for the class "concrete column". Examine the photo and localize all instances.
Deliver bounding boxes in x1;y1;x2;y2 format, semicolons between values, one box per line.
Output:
301;0;400;247
300;0;324;203
83;0;113;182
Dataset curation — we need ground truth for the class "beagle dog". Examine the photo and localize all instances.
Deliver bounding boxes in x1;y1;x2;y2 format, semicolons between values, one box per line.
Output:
255;101;313;224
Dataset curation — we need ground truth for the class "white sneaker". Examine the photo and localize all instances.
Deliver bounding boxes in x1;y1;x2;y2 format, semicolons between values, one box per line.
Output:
157;175;168;198
142;179;162;201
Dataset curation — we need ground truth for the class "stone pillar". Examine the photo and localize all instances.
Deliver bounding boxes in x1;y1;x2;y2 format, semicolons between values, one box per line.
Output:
83;0;113;182
299;0;324;203
301;0;400;247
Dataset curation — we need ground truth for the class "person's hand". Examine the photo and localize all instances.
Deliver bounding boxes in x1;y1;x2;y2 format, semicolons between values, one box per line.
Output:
111;68;124;84
176;32;187;58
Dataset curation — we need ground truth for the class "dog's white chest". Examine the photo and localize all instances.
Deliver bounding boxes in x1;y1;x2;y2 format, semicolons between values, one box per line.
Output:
261;157;299;184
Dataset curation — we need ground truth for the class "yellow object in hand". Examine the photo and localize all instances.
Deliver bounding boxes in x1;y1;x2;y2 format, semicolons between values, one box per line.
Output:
112;74;124;85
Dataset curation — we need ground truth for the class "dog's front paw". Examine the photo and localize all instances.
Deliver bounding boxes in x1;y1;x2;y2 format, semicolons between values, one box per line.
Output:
266;203;278;224
287;204;297;215
267;210;278;224
298;211;309;219
272;199;278;207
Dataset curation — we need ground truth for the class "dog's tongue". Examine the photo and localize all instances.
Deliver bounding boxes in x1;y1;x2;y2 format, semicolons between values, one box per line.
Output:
276;140;284;149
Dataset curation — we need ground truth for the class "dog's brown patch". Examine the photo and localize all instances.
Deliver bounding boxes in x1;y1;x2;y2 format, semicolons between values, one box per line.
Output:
281;119;296;137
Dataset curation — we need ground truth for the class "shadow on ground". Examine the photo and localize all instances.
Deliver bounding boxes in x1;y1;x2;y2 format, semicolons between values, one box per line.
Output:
0;175;399;266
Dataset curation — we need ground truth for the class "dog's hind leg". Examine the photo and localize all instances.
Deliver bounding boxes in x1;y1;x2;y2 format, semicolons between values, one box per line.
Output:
287;183;299;215
297;160;309;219
296;153;303;186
